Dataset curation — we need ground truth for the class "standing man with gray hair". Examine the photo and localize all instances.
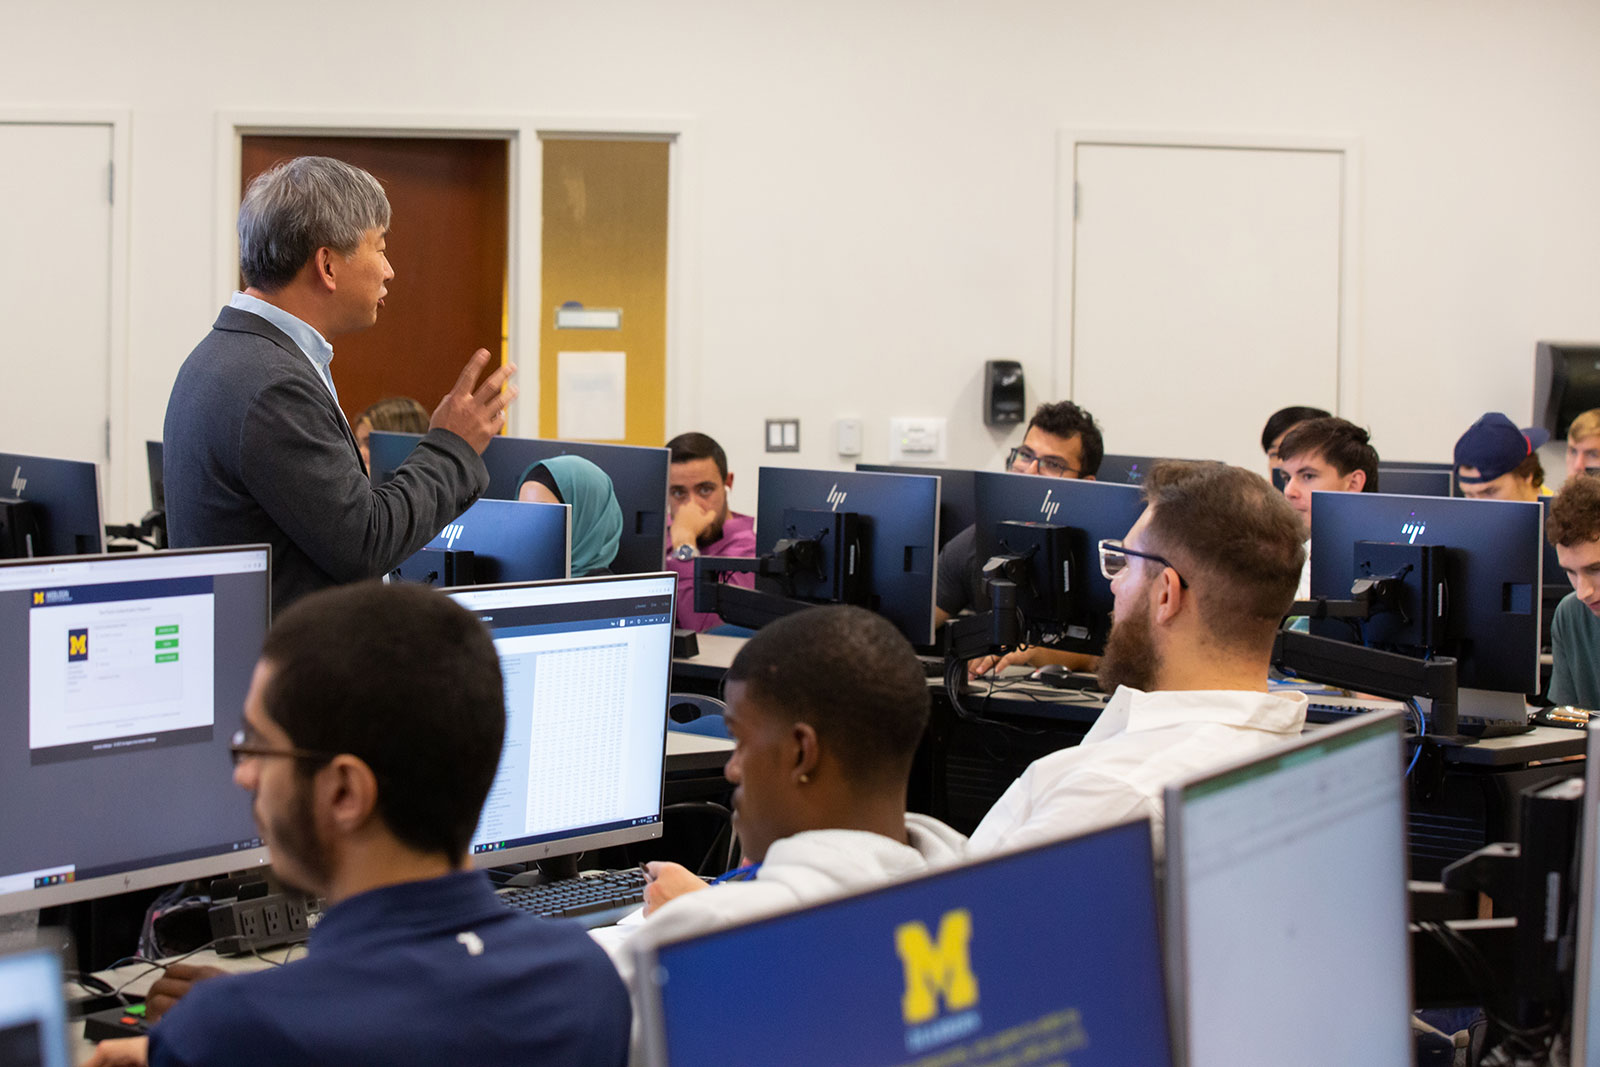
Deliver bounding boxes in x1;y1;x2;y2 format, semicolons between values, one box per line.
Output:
165;156;515;614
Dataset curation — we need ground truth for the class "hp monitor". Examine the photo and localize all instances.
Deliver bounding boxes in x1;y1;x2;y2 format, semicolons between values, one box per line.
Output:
855;464;976;550
0;546;272;914
447;573;675;867
369;432;669;574
1377;461;1453;498
389;499;570;587
1164;711;1410;1067
637;818;1173;1067
0;947;70;1067
1308;492;1542;722
0;452;105;559
749;467;940;645
970;472;1145;655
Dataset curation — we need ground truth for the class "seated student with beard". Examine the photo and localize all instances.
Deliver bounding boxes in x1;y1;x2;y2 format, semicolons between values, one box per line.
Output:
85;583;630;1067
663;432;755;631
606;605;966;983
966;462;1311;856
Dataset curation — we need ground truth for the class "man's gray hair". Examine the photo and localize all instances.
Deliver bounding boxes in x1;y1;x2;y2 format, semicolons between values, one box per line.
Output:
238;156;391;291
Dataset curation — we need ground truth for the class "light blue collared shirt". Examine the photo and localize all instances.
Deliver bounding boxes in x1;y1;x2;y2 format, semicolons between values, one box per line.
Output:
229;291;339;405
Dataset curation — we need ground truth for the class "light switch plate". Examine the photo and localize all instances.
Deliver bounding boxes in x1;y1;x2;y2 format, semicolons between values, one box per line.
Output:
765;419;800;453
888;417;947;463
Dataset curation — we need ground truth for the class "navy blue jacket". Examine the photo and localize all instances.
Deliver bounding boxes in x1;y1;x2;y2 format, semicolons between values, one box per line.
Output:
149;871;630;1066
164;307;487;614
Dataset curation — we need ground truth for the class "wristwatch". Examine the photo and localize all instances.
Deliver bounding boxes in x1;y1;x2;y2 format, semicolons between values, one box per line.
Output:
672;543;700;562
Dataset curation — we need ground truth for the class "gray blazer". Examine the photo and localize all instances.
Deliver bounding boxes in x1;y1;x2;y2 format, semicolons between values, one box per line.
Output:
164;306;489;615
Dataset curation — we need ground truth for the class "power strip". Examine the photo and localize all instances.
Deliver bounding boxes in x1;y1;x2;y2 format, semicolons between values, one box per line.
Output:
208;890;311;956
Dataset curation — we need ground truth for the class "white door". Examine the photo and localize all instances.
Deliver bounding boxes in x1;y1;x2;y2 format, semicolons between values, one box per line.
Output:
1067;142;1345;470
0;124;114;470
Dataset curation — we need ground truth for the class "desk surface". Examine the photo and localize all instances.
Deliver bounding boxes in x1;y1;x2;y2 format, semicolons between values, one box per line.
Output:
672;633;746;679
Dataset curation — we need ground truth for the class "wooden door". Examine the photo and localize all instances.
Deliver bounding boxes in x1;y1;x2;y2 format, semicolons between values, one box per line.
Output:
240;136;509;426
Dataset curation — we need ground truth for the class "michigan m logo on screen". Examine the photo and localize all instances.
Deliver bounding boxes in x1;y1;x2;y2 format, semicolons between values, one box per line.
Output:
68;628;88;662
895;909;980;1053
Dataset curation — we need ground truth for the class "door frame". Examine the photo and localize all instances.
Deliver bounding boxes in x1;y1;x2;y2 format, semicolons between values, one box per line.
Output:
214;111;698;443
1055;128;1363;423
0;108;132;518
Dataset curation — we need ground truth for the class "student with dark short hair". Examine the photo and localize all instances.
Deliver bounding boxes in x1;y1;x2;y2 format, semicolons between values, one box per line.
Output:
664;431;755;631
968;462;1309;856
607;605;965;997
1260;405;1331;486
1275;417;1378;612
1546;477;1600;709
84;583;630;1067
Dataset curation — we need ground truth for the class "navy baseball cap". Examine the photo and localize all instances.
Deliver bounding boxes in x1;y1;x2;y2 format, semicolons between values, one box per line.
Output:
1453;413;1550;483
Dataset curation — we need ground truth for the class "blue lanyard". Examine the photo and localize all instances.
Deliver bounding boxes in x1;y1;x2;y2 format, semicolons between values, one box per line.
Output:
709;862;763;885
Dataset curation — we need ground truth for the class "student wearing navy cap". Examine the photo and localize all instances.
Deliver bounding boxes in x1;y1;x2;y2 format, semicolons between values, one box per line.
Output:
1454;412;1549;502
84;583;630;1067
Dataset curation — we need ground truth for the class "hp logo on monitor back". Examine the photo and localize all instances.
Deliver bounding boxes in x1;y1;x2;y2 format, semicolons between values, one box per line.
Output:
442;523;466;550
10;466;25;496
827;485;848;511
1401;518;1426;544
1039;489;1061;523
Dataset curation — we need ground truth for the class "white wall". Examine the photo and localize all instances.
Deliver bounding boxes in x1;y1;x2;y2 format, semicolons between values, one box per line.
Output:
3;0;1598;519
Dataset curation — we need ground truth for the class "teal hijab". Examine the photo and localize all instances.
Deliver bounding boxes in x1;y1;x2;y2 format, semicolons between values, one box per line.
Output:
518;455;623;577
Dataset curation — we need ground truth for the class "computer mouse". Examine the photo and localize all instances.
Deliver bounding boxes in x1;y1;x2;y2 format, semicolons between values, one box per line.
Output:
1030;665;1103;691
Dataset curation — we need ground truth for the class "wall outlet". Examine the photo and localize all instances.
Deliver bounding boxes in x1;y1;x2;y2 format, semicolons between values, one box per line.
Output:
888;418;947;463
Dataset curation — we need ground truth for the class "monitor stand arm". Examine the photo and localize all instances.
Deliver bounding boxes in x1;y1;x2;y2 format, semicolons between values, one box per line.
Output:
690;547;827;631
1271;628;1460;738
1289;573;1408;621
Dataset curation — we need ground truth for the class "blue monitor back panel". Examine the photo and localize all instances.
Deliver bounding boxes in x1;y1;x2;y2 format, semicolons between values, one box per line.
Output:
638;818;1172;1067
0;451;104;558
368;432;669;575
972;473;1145;652
855;464;976;549
1308;491;1542;695
756;467;940;646
389;499;570;586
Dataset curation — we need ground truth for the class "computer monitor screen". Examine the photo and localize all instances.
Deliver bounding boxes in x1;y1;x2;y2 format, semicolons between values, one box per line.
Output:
755;467;940;645
0;947;69;1067
1097;453;1176;486
0;546;272;915
1568;730;1600;1063
1377;460;1453;498
971;472;1145;655
1163;711;1410;1067
447;573;675;866
0;452;105;559
1309;492;1542;706
637;818;1172;1067
146;441;164;512
369;432;669;574
855;464;975;550
389;499;570;587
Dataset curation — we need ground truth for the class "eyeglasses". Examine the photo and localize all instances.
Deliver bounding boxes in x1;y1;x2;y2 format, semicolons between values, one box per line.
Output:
229;728;337;768
1007;446;1080;479
1097;539;1189;588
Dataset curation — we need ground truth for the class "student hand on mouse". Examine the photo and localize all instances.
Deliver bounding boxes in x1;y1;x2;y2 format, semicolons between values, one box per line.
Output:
966;648;1039;678
82;1036;149;1067
668;499;717;551
143;962;228;1022
640;861;710;915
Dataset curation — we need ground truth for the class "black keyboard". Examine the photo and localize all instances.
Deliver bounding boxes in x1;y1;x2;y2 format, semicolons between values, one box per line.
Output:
496;868;647;923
